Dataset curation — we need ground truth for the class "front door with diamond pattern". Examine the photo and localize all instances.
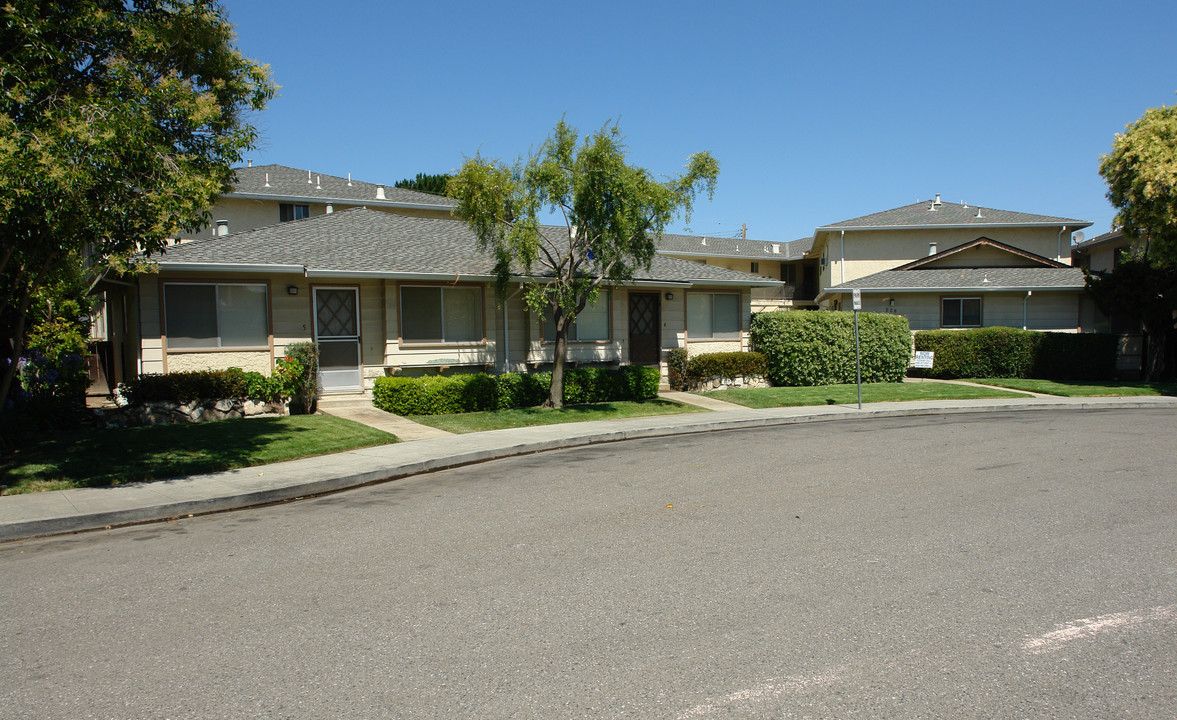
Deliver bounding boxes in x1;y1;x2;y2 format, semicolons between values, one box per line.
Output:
628;292;661;365
314;287;361;392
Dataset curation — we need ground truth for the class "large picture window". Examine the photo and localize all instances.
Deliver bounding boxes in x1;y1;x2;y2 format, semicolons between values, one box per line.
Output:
400;285;483;344
941;297;982;328
687;292;741;339
542;292;610;342
164;283;269;349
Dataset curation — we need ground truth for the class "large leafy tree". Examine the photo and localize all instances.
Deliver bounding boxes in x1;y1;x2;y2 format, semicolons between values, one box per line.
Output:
447;120;719;408
1088;102;1177;380
0;0;275;411
1100;104;1177;266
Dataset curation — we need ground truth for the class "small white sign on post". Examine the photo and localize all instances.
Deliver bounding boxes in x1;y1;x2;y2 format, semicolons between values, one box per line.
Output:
912;351;935;369
851;288;862;311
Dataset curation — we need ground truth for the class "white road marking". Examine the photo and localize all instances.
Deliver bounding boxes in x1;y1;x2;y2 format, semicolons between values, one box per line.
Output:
675;668;842;719
1022;604;1177;655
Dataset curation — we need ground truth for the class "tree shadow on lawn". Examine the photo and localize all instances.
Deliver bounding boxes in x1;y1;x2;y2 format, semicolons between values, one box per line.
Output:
2;417;330;492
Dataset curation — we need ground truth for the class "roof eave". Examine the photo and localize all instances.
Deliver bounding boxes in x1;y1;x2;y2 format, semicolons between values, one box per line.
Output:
156;262;306;274
816;220;1092;232
225;191;455;212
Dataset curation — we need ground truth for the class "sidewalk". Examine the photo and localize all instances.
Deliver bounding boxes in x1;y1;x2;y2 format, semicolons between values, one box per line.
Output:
2;393;1174;543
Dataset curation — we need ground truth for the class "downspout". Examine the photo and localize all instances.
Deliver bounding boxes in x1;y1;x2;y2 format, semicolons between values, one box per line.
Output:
1057;225;1068;263
840;230;846;285
1023;290;1032;330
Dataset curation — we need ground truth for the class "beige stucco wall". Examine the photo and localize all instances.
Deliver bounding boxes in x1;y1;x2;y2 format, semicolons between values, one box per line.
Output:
853;290;1081;332
166;351;272;374
815;226;1074;294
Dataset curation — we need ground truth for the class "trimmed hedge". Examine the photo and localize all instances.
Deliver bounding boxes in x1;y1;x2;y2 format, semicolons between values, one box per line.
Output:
667;347;689;391
751;311;912;386
914;328;1118;380
686;352;767;383
372;365;661;416
120;365;301;405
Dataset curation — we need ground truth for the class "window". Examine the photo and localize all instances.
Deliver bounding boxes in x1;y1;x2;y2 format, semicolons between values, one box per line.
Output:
542;292;611;342
750;261;760;274
164;283;269;349
280;203;309;222
687;292;741;339
781;264;797;284
941;297;982;328
400;285;483;344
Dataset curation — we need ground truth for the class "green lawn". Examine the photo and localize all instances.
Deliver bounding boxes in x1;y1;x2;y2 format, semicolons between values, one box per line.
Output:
410;398;706;433
964;378;1177;397
704;381;1028;409
1;414;397;495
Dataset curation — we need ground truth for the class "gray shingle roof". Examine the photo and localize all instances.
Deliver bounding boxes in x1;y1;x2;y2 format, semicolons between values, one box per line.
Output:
819;199;1088;230
156;208;776;286
656;233;813;260
823;266;1086;292
229;164;457;208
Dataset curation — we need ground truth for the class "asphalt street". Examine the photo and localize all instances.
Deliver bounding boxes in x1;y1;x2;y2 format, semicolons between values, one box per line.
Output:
2;408;1175;719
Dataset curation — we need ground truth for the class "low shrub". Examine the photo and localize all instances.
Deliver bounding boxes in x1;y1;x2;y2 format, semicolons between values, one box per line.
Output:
121;367;291;405
283;342;320;414
914;328;1117;380
686;352;767;384
372;365;661;416
751;311;911;386
666;347;689;391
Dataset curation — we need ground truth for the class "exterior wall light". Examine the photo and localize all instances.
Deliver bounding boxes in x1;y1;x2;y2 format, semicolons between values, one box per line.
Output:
665;292;674;301
287;285;299;296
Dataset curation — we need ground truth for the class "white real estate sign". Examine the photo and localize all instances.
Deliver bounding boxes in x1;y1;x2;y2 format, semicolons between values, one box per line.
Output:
912;351;935;369
852;288;862;310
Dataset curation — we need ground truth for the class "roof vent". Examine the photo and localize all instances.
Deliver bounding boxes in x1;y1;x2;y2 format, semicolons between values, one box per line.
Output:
376;184;386;200
934;193;942;206
326;202;333;214
307;170;312;184
315;175;322;190
247;159;252;168
928;200;937;211
215;220;229;236
771;243;781;254
975;208;984;219
962;200;968;208
982;273;990;284
701;237;707;246
263;172;270;188
347;173;353;187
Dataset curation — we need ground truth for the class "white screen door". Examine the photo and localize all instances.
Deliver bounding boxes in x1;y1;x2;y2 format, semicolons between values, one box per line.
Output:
314;287;361;392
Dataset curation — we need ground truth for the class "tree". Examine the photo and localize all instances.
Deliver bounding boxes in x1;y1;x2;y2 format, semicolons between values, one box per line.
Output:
447;120;719;408
0;0;276;412
1090;102;1177;380
1085;256;1177;380
1100;103;1177;266
394;172;452;195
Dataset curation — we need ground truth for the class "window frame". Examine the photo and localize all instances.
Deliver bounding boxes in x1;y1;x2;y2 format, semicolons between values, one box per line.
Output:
540;291;612;344
398;283;486;347
279;203;309;222
686;291;743;340
162;281;271;352
940;296;983;328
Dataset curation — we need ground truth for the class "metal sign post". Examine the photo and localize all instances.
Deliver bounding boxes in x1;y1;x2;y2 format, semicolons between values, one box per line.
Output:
852;289;862;410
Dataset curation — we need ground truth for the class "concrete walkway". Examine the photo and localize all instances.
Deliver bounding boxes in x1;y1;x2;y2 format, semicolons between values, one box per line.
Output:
2;393;1174;543
316;394;452;441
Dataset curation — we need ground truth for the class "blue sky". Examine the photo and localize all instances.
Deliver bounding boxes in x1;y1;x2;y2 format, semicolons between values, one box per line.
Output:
227;0;1176;244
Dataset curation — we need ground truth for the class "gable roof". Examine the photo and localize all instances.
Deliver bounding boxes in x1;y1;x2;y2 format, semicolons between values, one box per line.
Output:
228;164;457;210
154;208;778;286
819;266;1085;300
818;199;1089;231
891;237;1068;271
656;233;814;261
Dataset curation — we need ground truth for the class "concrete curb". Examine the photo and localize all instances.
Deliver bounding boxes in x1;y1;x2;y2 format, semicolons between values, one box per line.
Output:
2;397;1173;543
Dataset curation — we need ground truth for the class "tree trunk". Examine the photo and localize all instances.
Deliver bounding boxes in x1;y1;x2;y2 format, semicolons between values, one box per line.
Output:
1143;326;1167;381
545;316;569;409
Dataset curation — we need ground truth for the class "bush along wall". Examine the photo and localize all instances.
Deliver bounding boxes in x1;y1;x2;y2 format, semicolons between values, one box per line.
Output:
751;310;912;386
913;328;1118;381
372;366;661;416
684;351;769;391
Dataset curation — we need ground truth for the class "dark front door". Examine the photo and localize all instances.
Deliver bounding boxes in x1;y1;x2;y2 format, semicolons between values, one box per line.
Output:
628;292;661;365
